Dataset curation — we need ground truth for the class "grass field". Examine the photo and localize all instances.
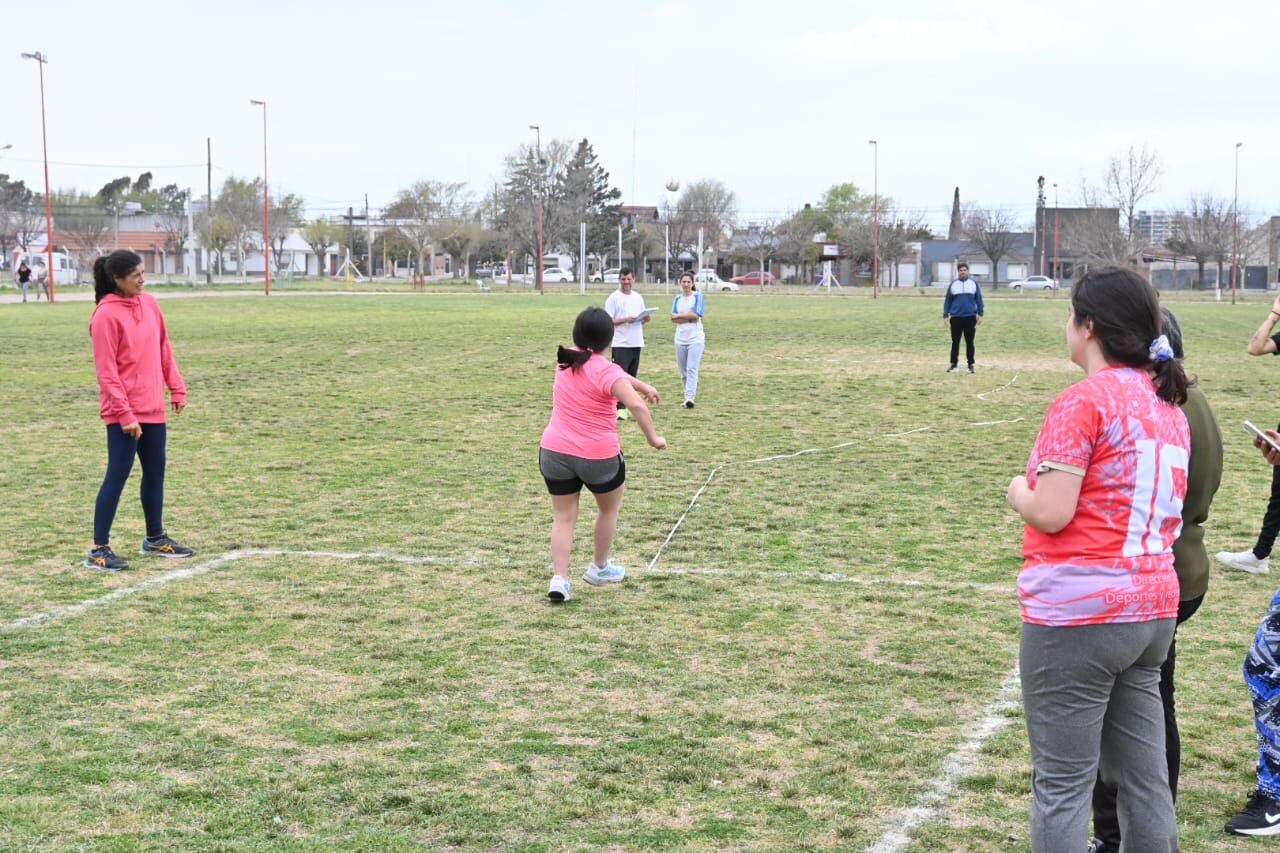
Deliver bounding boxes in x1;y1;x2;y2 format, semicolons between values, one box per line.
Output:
1;287;1278;850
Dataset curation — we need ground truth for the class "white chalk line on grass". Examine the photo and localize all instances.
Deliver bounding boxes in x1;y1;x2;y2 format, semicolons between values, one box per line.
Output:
643;415;1029;851
0;548;496;633
645;417;1025;572
865;665;1023;853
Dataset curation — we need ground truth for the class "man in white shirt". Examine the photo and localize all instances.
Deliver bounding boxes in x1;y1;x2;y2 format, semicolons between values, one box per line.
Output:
604;267;650;418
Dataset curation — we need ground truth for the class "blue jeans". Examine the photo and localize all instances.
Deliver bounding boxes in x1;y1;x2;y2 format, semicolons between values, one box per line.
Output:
1245;587;1280;799
93;423;167;545
675;340;704;402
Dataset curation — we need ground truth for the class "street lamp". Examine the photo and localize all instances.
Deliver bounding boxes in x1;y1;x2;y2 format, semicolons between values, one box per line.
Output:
1052;183;1060;295
529;124;544;295
868;139;878;299
1232;141;1242;305
22;51;56;302
250;99;270;296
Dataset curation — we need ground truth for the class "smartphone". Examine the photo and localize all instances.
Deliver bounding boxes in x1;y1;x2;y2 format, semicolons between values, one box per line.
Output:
1244;421;1280;454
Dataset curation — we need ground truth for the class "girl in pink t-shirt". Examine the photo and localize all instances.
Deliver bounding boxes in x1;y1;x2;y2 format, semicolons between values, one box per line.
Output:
1006;267;1189;851
540;306;666;602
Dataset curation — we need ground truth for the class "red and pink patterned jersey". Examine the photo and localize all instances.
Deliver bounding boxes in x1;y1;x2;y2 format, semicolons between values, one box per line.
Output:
1019;366;1190;626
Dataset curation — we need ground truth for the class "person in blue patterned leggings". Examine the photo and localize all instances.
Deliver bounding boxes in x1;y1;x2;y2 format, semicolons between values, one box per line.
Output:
1227;427;1280;836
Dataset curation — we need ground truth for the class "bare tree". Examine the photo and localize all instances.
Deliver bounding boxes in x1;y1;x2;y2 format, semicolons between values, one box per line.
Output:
730;221;778;283
13;202;44;253
387;180;469;283
1104;144;1162;240
1166;195;1229;287
774;206;834;282
1066;207;1138;269
877;206;932;287
52;190;110;272
663;179;738;272
963;209;1020;287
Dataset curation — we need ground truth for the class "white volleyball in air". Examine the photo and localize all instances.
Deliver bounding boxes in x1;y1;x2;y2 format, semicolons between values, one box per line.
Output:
665;178;680;193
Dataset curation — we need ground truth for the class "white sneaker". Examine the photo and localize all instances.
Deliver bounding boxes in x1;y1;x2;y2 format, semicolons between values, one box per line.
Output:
548;575;573;602
1218;549;1271;575
584;559;626;585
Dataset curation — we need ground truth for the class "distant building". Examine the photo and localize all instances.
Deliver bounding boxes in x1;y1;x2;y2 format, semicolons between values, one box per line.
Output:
1135;210;1177;247
1032;206;1122;285
919;234;1035;287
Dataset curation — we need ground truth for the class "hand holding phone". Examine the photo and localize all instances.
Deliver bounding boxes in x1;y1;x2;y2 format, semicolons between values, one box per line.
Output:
1244;421;1280;454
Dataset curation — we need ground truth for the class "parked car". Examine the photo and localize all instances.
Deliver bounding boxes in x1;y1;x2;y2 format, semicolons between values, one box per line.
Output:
731;270;778;286
474;264;494;278
542;267;572;283
693;270;738;291
491;262;509;280
591;267;621;284
1009;275;1058;291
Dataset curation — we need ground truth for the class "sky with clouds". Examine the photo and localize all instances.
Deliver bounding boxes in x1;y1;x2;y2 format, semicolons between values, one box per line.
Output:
3;0;1276;231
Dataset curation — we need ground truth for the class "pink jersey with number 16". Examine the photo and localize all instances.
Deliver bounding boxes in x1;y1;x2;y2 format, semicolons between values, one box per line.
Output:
1018;366;1190;627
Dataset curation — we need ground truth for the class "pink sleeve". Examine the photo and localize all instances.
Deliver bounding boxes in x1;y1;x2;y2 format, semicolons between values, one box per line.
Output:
91;317;136;424
156;302;186;403
1031;388;1097;474
597;361;629;397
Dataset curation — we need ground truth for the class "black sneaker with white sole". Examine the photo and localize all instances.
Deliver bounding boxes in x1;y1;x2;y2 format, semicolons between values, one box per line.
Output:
1225;789;1280;836
85;545;129;572
141;534;195;559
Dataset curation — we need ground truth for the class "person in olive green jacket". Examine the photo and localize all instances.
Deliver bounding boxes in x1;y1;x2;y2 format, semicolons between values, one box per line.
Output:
1089;307;1224;853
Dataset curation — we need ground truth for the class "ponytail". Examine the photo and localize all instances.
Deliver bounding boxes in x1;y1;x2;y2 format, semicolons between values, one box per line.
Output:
557;305;614;371
1151;357;1188;407
557;345;593;372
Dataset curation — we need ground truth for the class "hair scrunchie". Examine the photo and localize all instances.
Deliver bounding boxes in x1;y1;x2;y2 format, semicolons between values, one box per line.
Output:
1149;335;1174;363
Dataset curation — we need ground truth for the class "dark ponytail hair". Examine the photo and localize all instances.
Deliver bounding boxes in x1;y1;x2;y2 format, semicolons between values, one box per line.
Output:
557;306;615;372
93;250;143;303
1071;267;1187;405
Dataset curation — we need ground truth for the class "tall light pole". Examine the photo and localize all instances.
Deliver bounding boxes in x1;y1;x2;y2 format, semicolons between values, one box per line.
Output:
0;146;11;267
22;51;56;303
1052;183;1060;297
868;139;879;299
529;125;544;295
250;100;270;296
1232;141;1242;305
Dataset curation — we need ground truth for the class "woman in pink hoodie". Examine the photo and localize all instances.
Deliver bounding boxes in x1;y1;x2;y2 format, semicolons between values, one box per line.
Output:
86;250;193;571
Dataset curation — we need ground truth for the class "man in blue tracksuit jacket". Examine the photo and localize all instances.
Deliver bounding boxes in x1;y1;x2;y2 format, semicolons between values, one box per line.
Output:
942;262;984;373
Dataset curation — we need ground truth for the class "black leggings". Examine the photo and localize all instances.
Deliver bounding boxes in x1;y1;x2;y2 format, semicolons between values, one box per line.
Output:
612;347;641;409
949;316;977;367
93;422;167;545
1255;428;1280;559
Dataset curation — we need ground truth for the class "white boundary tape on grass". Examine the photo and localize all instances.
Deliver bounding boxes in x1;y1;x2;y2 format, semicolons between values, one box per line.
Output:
976;373;1019;401
865;665;1023;853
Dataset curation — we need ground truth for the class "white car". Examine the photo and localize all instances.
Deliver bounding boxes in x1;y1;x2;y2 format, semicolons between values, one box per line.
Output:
591;267;621;284
694;270;738;292
1010;275;1058;291
542;267;572;283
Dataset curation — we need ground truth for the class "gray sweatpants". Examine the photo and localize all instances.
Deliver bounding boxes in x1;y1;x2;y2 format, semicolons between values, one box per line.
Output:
1020;619;1177;853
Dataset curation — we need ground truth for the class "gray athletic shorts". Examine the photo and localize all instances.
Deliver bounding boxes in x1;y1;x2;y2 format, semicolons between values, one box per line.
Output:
539;448;625;495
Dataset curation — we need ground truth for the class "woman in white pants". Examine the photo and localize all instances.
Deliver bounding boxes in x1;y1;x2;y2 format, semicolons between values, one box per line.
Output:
670;271;705;408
